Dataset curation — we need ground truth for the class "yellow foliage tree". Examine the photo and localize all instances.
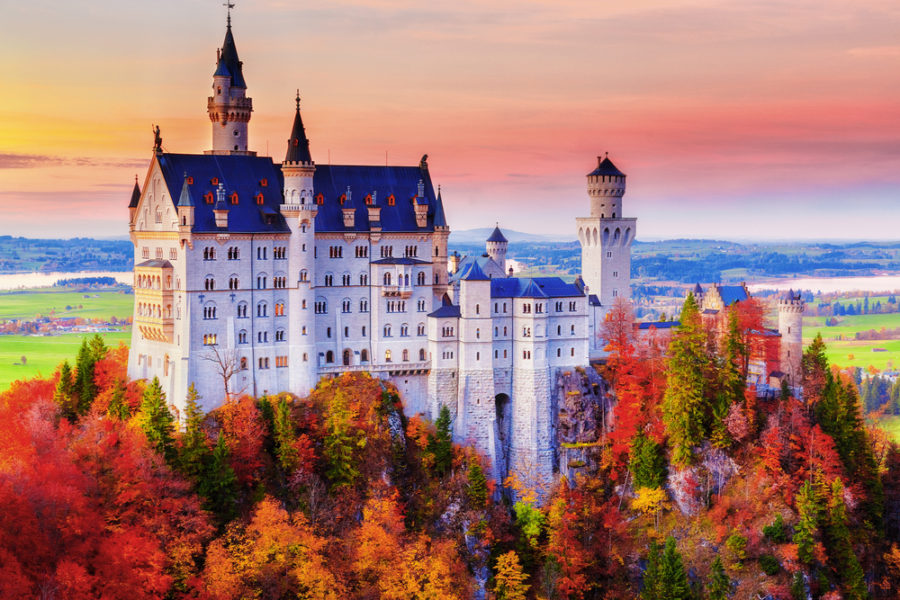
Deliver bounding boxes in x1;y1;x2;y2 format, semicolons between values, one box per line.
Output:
632;486;668;530
493;551;530;600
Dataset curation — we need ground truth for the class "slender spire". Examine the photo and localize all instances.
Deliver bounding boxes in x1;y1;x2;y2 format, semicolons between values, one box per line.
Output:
285;92;312;163
215;3;246;88
177;172;194;207
128;176;141;208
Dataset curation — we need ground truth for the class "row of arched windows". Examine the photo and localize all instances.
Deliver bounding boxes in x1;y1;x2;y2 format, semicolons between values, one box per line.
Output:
137;302;171;320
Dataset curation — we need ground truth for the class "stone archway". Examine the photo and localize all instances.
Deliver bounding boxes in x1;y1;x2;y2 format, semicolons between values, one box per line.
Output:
343;349;352;366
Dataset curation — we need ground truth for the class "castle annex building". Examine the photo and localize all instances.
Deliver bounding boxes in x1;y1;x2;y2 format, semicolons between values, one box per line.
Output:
128;16;794;486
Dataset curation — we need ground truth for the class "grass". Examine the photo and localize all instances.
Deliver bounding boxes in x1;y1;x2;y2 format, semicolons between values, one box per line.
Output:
0;289;133;321
875;415;900;443
803;311;900;372
804;312;900;341
0;330;131;392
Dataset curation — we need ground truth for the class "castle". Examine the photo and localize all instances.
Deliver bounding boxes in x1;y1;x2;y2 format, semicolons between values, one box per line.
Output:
127;15;801;486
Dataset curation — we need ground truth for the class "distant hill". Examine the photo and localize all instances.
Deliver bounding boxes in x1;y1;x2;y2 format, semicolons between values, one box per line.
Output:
449;228;575;245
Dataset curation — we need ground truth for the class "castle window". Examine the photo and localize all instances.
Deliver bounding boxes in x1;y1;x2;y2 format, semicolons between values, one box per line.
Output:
387;194;396;206
557;348;561;357
237;302;248;318
230;192;239;205
365;194;373;206
204;247;216;261
523;327;531;337
155;209;162;223
274;276;286;289
476;352;480;361
260;178;268;187
417;298;426;311
258;331;268;343
211;177;219;186
344;326;349;337
360;273;368;286
324;274;333;286
569;301;577;311
227;247;238;260
571;347;575;357
276;356;288;368
257;275;267;289
475;304;480;315
360;349;369;362
228;276;239;290
302;299;307;309
606;252;612;258
325;351;334;364
402;349;409;362
417;272;426;286
238;330;247;344
203;334;217;346
612;289;618;297
315;193;324;205
257;302;267;317
504;349;507;358
314;299;327;314
384;325;392;337
326;327;332;338
204;276;215;291
203;304;217;320
274;302;285;316
342;273;351;286
303;353;308;362
342;299;351;313
385;350;392;362
300;269;308;282
613;271;618;278
476;328;480;339
240;357;247;370
523;350;531;359
142;247;150;259
360;299;369;312
383;272;392;286
417;323;425;336
362;326;367;337
557;325;561;335
205;192;214;204
400;324;409;337
255;193;264;205
274;247;286;260
156;247;163;259
419;348;426;361
356;246;369;258
503;302;508;313
329;246;343;258
523;303;531;314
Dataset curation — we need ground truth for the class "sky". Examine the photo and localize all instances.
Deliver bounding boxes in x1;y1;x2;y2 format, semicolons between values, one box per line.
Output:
1;0;899;240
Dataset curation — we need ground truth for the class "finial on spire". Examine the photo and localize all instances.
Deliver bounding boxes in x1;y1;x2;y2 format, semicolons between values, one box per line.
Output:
135;174;138;185
223;1;235;27
295;89;301;111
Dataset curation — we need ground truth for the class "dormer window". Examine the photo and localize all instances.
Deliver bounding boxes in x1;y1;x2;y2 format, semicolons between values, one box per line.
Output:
315;193;324;205
365;194;373;206
230;192;239;205
211;177;219;186
256;193;264;205
186;176;193;184
387;194;396;206
339;194;347;206
204;192;214;204
260;178;268;187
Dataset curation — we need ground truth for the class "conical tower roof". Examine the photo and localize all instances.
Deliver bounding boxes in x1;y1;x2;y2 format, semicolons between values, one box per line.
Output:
128;176;141;208
487;225;507;243
215;18;246;88
285;93;312;163
177;174;193;207
587;155;625;177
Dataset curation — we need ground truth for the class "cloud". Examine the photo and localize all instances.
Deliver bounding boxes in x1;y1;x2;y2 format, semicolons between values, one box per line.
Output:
0;153;146;170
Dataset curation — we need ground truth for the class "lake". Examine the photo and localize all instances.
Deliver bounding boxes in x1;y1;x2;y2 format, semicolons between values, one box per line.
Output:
0;271;132;291
747;275;900;295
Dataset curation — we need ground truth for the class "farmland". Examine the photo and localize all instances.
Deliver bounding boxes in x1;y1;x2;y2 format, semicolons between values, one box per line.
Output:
804;311;900;372
0;289;134;321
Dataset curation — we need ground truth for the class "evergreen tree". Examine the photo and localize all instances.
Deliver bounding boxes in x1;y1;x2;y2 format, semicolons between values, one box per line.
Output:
53;360;77;420
659;536;691;599
73;334;107;416
427;404;454;476
322;389;363;488
823;478;868;600
106;378;130;420
663;293;710;467
273;397;299;472
642;540;661;600
793;480;820;565
177;384;209;481
706;556;730;600
138;376;176;463
199;435;237;523
467;460;488;507
629;431;667;489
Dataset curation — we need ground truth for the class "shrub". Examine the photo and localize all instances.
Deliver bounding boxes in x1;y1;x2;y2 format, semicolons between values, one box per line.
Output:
759;554;780;576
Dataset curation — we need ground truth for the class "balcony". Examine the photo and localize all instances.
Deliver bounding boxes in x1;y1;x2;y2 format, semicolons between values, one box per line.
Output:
381;285;413;299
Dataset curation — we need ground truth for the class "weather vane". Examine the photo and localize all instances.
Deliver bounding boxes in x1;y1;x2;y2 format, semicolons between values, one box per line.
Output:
223;1;235;26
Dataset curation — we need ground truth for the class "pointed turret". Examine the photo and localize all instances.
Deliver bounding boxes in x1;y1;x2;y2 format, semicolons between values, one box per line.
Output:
217;19;247;89
129;176;141;208
285;92;312;164
177;173;195;232
485;223;508;274
207;12;253;155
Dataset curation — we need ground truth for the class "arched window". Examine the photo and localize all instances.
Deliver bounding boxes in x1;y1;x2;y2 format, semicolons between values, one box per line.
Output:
204;276;215;290
417;272;426;286
257;302;267;317
402;349;409;362
325;350;334;364
419;348;426;361
274;302;285;316
240;357;247;370
361;349;369;363
384;325;392;337
385;350;392;362
383;272;392;286
237;302;248;318
299;269;308;282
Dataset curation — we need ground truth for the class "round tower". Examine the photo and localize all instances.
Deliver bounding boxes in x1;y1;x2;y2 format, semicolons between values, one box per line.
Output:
777;289;805;384
485;224;508;274
587;154;626;219
207;12;254;155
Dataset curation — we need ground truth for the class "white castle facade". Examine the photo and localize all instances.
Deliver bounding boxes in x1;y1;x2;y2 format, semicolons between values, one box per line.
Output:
127;17;679;485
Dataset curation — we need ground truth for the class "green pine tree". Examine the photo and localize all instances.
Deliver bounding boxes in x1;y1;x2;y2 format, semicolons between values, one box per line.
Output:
712;308;745;447
53;360;77;420
467;460;488;507
642;540;661;600
630;431;667;489
273;397;299;472
706;556;730;600
138;376;176;463
663;293;710;467
323;389;363;488
793;480;820;565
659;536;691;600
177;384;209;481
823;478;868;600
106;378;130;420
199;435;237;523
73;334;107;416
428;404;454;476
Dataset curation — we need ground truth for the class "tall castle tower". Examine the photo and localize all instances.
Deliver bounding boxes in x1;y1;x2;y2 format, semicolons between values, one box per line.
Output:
575;156;636;308
485;225;508;274
281;92;318;394
206;10;254;155
778;290;805;384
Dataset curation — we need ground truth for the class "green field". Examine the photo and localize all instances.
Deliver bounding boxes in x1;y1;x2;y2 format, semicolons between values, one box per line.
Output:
0;289;134;321
875;415;900;443
804;312;900;372
0;330;131;391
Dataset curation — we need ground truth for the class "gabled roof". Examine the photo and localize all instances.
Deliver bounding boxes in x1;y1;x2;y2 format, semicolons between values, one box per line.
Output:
216;22;246;88
637;321;680;330
371;257;430;265
428;294;460;318
587;156;625;177
490;277;585;299
156;153;288;234
487;225;507;243
460;260;490;281
717;285;749;306
136;259;173;269
129;178;141;208
311;164;445;233
285;95;312;163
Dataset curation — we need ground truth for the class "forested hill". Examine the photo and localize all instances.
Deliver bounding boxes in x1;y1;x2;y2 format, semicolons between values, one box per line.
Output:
0;236;132;273
449;238;900;283
4;296;900;598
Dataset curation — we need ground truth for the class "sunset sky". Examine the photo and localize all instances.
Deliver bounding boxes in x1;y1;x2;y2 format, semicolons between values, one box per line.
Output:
1;0;899;240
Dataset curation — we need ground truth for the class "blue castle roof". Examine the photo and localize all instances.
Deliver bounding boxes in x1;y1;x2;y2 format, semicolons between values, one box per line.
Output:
490;277;585;299
153;153;449;235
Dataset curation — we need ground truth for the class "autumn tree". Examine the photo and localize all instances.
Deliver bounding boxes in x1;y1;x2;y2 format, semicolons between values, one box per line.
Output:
322;387;364;488
272;396;299;473
793;480;821;565
663;293;711;467
493;551;530;600
138;376;175;462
